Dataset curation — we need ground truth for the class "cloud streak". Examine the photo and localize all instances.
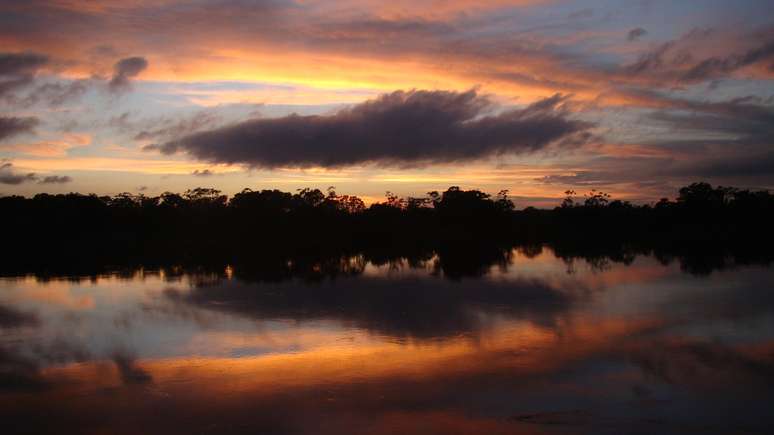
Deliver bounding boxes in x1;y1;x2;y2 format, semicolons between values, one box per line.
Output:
0;162;37;185
39;175;72;184
626;27;774;84
192;169;214;177
149;89;592;168
0;161;72;185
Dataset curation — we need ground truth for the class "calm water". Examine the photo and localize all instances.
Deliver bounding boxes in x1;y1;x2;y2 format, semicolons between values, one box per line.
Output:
2;248;774;434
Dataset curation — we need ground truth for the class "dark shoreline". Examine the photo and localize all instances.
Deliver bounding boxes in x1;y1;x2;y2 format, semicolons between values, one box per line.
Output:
3;182;773;278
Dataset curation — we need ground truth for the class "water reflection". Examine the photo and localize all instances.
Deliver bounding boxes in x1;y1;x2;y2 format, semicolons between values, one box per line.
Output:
2;247;774;434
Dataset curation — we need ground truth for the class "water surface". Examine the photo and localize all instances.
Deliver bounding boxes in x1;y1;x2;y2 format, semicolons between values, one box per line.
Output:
2;248;773;434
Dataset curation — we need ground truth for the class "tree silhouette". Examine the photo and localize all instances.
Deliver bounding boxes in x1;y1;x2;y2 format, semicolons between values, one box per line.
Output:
0;181;771;277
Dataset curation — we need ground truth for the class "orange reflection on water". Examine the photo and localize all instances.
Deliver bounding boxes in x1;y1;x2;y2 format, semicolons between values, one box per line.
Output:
26;316;657;399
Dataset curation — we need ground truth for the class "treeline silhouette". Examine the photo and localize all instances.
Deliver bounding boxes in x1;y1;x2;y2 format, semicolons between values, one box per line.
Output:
2;182;773;274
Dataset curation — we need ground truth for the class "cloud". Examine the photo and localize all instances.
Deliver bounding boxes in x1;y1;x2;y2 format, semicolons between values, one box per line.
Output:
148;89;592;168
655;150;774;181
529;92;774;189
626;27;774;84
0;161;72;185
627;27;647;42
0;116;39;141
192;169;214;177
0;162;37;185
307;0;546;19
646;95;774;143
536;171;618;186
108;56;148;92
0;52;48;75
682;42;774;83
39;175;72;184
23;80;90;107
0;52;48;97
133;110;220;141
1;132;91;157
0;52;88;107
1;3;769;101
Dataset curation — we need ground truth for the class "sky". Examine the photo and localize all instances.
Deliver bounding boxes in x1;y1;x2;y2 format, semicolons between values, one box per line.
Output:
0;0;773;207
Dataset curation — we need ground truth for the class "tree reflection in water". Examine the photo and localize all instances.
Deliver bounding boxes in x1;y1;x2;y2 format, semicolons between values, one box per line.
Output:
1;245;774;434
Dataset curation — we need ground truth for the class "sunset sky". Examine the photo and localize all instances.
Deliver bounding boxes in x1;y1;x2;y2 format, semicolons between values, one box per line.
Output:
1;0;772;206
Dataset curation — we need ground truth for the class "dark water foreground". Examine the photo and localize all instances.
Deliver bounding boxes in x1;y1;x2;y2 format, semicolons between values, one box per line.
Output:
1;246;774;435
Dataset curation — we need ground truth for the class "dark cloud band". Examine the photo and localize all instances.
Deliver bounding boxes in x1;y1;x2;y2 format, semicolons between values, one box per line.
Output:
0;52;49;97
147;89;592;168
0;116;39;141
0;161;71;185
